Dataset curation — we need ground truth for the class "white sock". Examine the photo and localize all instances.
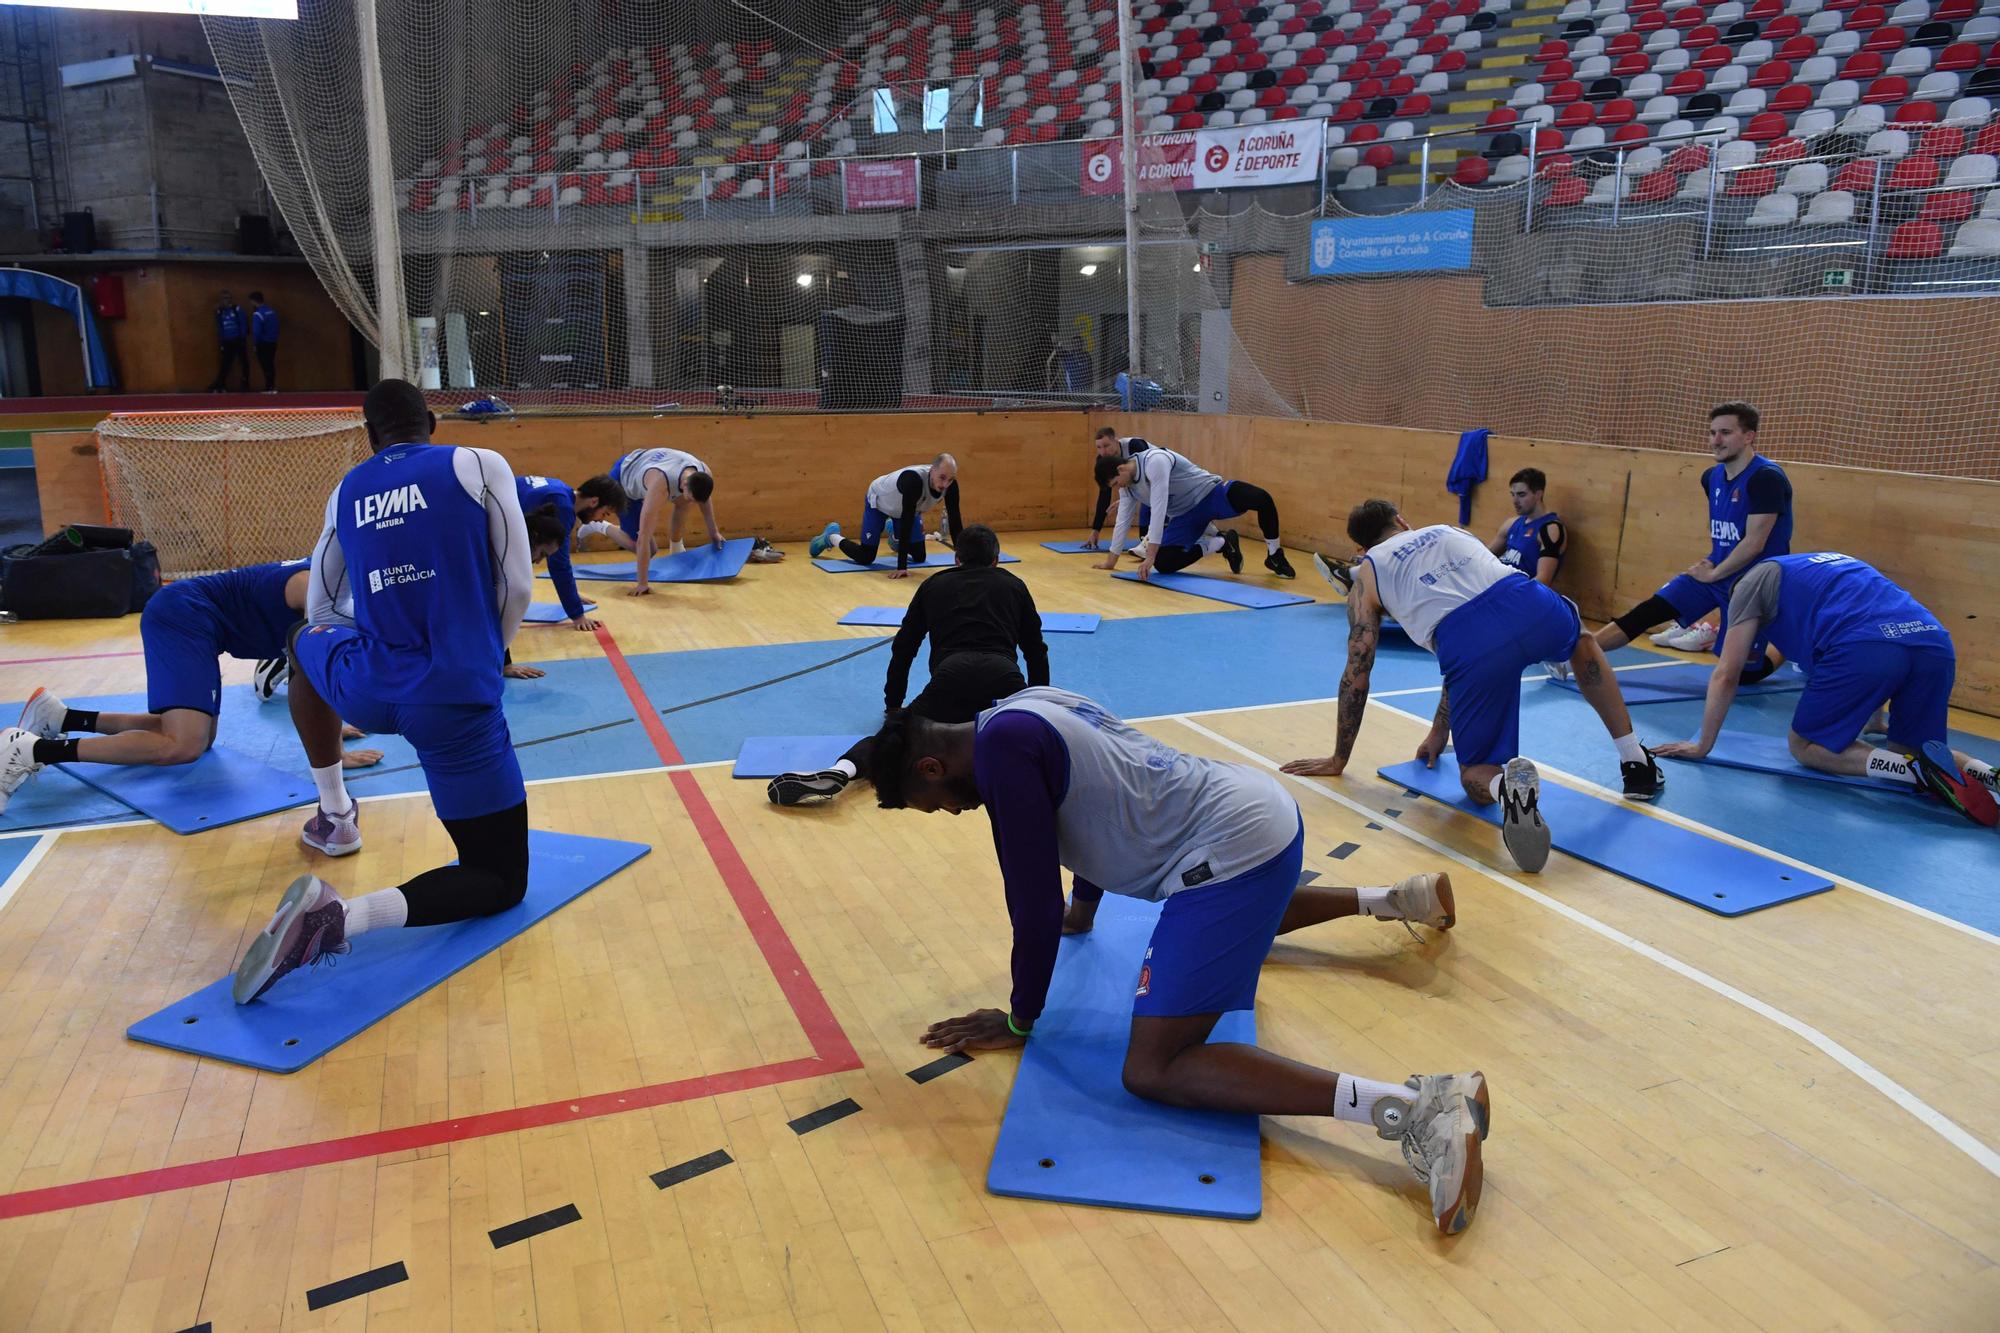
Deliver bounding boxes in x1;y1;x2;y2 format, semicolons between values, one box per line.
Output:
1962;757;1997;791
342;887;408;938
1865;748;1916;787
1613;732;1646;764
1266;537;1281;554
833;758;857;779
1488;773;1505;802
311;761;351;816
1333;1073;1409;1126
1200;534;1226;555
669;539;686;554
1355;886;1396;919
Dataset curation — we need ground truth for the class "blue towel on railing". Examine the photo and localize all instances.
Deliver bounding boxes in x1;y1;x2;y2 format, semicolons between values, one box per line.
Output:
1447;427;1489;525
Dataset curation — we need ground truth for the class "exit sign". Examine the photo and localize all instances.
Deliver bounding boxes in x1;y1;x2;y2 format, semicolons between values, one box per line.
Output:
1824;268;1854;288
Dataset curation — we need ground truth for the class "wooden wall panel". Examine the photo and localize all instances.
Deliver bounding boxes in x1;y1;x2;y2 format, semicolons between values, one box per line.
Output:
30;431;107;529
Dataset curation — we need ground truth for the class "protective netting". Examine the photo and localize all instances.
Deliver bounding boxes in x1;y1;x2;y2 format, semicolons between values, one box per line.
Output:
96;410;371;576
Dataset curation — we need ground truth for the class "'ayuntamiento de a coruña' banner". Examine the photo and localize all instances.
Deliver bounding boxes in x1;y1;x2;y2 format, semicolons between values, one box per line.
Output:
1081;119;1324;195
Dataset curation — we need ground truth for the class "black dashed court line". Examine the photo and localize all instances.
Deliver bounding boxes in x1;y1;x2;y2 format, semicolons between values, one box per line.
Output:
173;1323;213;1333
787;1098;862;1135
1365;821;1383;830
1296;870;1321;887
1328;842;1360;860
652;1147;733;1189
907;1053;972;1084
305;1262;408;1311
489;1202;581;1248
1385;808;1404;818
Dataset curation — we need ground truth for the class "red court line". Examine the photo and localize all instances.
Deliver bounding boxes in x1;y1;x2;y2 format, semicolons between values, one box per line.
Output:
0;651;145;667
0;628;860;1221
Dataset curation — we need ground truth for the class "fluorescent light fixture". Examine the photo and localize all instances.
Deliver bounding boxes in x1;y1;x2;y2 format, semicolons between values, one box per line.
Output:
795;273;814;287
19;0;298;17
1078;263;1099;276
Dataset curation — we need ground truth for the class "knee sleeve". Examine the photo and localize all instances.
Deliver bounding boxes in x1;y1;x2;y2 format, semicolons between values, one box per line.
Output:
1612;594;1681;642
1153;545;1204;574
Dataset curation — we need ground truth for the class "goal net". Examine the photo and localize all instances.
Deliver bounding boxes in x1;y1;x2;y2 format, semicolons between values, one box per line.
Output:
95;409;370;578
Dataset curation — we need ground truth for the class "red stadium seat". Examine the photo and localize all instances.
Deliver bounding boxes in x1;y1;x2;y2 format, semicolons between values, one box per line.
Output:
1258;87;1288;107
1635;9;1668;30
1887;154;1939;189
1355;78;1386;99
1334;99;1365;121
1831;158;1881;191
1537;150;1575;175
1608;32;1644;56
1541;60;1577;83
1437;51;1469;73
1363;143;1396;169
1630;168;1682;201
1557;102;1597;128
1727;165;1778;195
1921;190;1977;221
1863;75;1909;103
1349;123;1384;143
1973;121;2000;155
1548;79;1586;104
1534;39;1568;62
1615;53;1651;76
1863;26;1907;54
1534;129;1566;155
1893;100;1939;124
1776;35;1817;62
1600;98;1639;125
1388;74;1416;96
1672;6;1708;28
1919;124;1965;157
1936;0;1976;15
1750;60;1793;88
1761;136;1807;161
1693;44;1733;70
1765;15;1803;41
1937;42;1982;73
1885;218;1942;257
1545;175;1591;205
1668;69;1708;95
1743;112;1789;140
1845;4;1887;29
1484;107;1520;129
1771;83;1813;112
1177;112;1207;129
1840;52;1885;80
1399;93;1433;116
1454;155;1492;184
1273;106;1304;119
1748;0;1783;16
1686;24;1722;46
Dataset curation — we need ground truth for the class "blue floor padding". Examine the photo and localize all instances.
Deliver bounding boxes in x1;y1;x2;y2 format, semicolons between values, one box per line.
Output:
733;735;865;778
987;894;1262;1219
560;537;755;583
61;747;315;836
812;551;1018;572
1680;731;1917;792
523;601;595;623
1548;661;1806;705
1113;571;1315;609
837;606;1100;633
0;834;45;884
1039;540;1102;553
126;830;650;1073
1380;755;1834;915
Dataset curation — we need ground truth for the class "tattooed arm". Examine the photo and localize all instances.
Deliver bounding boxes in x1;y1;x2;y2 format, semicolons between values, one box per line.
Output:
1417;684;1450;766
1283;562;1382;777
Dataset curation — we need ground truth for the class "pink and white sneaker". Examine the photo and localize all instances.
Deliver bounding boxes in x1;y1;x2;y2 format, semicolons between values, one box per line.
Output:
300;803;361;856
233;873;349;1003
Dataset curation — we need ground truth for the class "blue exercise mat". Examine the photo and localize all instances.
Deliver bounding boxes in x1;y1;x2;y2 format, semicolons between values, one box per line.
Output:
1550;661;1806;705
987;894;1262;1219
732;735;866;778
1112;570;1314;609
1040;540;1103;554
837;605;1101;634
1380;756;1831;915
523;601;595;623
813;551;1019;573
60;746;314;835
1674;730;1918;793
126;830;650;1073
558;537;756;583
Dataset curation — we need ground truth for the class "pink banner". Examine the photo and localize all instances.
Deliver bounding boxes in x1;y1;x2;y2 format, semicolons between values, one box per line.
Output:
1081;134;1196;196
842;158;919;210
1081;121;1323;194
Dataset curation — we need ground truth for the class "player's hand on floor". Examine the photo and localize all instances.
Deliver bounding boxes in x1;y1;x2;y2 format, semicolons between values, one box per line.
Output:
1135;557;1156;581
1282;754;1347;777
1652;739;1708;759
340;747;383;769
1080;535;1101;551
1061;898;1098;935
339;723;368;740
1094;555;1119;571
922;1008;1024;1053
1415;730;1448;767
626;583;653;597
569;615;602;631
887;569;910;580
503;663;546;679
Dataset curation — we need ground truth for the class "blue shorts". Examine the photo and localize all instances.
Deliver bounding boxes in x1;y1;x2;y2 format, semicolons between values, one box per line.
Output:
293;625;525;821
1133;819;1304;1018
141;582;226;716
1159;481;1241;549
618;496;643;540
1434;576;1582;770
858;503;927;563
1791;640;1954;754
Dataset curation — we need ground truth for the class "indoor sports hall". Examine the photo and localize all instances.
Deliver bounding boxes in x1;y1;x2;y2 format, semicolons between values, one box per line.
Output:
2;0;1998;1330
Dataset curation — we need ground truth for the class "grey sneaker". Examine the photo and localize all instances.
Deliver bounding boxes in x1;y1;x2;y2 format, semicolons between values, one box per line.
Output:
233;873;350;1004
767;768;850;806
18;687;67;740
1383;871;1455;932
1312;551;1356;596
1378;1071;1490;1236
1500;756;1551;873
300;803;362;856
0;726;44;816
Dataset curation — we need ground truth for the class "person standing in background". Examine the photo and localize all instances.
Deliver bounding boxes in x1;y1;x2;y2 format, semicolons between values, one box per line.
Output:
208;290;250;393
248;291;280;393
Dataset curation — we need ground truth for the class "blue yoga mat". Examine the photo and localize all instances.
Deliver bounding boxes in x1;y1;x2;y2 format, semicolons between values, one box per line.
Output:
813;551;1019;573
988;894;1262;1219
523;601;595;623
732;735;866;778
837;606;1100;634
1550;661;1806;705
61;746;314;835
558;537;755;583
1113;570;1314;609
1380;756;1831;915
1675;730;1919;793
1040;539;1104;554
126;830;650;1072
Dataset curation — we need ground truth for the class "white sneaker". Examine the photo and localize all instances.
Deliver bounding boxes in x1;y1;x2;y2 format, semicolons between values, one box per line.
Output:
1500;756;1551;873
1647;625;1682;645
1664;622;1717;651
1543;659;1572;682
17;688;67;740
0;727;46;816
1384;872;1455;931
1378;1071;1490;1236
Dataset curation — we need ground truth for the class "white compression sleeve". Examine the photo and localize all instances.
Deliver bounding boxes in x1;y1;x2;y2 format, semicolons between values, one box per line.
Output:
454;446;532;647
1141;450;1172;550
306;486;348;626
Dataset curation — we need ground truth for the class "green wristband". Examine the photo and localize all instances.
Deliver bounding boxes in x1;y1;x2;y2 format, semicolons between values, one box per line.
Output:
1005;1013;1033;1038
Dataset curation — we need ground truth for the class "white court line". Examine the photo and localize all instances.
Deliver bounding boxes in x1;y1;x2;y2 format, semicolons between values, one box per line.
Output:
1173;715;2000;1181
0;833;53;919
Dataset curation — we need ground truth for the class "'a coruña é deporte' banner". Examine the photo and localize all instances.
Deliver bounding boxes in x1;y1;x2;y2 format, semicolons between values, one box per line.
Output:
1081;119;1325;195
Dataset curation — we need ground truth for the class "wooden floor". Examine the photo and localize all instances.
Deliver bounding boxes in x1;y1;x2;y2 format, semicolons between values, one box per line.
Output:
1;535;1996;1332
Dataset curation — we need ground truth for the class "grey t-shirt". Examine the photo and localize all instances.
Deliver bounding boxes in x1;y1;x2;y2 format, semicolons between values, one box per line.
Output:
1727;561;1782;628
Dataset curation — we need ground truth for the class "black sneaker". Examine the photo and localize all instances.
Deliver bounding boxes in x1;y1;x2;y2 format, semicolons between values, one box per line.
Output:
1220;529;1244;574
1499;757;1550;873
1621;749;1666;802
767;769;851;806
1265;548;1296;579
1313;552;1355;595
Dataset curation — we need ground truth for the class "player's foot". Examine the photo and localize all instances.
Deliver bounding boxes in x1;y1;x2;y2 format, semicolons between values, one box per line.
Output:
1648;624;1682;645
1385;871;1455;930
1265;548;1296;579
1380;1071;1489;1236
18;687;67;740
1499;756;1551;873
808;522;840;558
1912;741;1999;828
1543;659;1572;682
1221;529;1244;574
252;656;290;701
0;727;44;816
300;802;362;856
1663;622;1717;651
767;768;850;806
232;873;350;1004
1621;748;1666;802
748;537;784;563
1313;552;1356;596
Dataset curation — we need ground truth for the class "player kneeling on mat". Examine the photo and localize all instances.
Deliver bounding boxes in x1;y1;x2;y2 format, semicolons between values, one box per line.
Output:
1093;447;1296;580
770;524;1048;806
1653;553;1997;826
0;559;383;815
1284;501;1665;874
869;685;1490;1236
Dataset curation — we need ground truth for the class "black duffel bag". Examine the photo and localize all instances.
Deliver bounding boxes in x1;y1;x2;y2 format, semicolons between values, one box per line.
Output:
1;526;164;619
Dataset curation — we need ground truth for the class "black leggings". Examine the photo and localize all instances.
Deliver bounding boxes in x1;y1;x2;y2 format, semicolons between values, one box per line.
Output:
1153;480;1281;574
395;800;530;926
843;652;1026;779
1611;592;1780;683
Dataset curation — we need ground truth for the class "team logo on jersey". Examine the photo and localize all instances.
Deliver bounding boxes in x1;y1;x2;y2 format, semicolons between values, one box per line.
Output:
1710;520;1742;543
354;483;429;528
367;563;436;593
1136;948;1153;997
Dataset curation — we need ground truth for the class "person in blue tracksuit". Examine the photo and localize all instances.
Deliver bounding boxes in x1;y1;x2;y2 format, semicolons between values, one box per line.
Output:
1654;552;1998;826
516;472;602;633
248;291;281;392
207;290;250;392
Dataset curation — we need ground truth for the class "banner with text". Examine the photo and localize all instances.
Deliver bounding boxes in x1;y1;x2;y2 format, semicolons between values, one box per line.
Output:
842;158;919;211
1081;120;1325;195
1308;211;1475;276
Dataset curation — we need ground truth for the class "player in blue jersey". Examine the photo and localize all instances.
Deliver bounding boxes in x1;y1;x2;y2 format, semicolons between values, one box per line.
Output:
0;560;382;814
1654;553;1998;826
865;686;1490;1236
1595;402;1791;673
228;379;541;1005
515;472;603;633
1489;467;1573;680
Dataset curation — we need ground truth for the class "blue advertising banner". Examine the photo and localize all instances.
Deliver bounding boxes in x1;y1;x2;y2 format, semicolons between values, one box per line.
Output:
1309;211;1475;276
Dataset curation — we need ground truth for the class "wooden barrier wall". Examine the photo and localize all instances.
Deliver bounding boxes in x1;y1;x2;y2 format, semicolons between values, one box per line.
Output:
33;408;1999;713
